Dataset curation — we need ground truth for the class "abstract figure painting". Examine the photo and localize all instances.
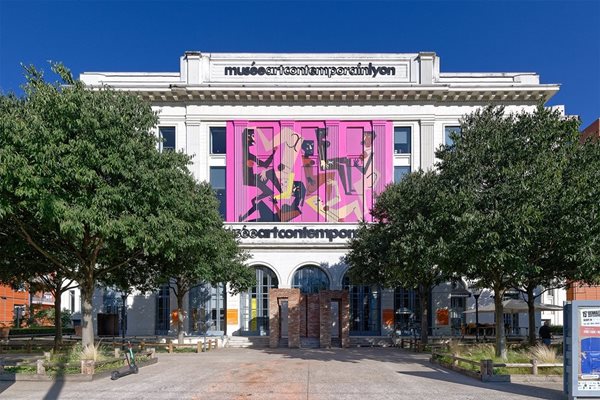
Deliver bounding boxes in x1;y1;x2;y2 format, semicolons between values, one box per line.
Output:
227;120;391;223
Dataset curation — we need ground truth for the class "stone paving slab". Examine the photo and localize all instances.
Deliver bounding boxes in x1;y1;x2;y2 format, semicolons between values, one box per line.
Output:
0;347;565;400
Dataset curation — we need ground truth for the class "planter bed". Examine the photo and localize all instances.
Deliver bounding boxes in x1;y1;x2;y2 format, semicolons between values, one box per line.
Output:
0;352;157;381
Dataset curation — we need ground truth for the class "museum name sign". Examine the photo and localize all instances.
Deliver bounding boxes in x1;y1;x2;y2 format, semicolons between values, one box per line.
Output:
224;62;396;78
229;225;357;242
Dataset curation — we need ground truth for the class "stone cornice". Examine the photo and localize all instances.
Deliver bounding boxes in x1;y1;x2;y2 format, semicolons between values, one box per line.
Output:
91;84;558;104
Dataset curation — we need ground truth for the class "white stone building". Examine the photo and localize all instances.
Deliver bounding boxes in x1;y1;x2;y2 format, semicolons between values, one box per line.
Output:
80;51;561;342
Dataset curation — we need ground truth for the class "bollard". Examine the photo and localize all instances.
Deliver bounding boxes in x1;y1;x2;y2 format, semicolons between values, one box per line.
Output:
168;342;173;354
81;359;95;375
452;352;458;368
114;348;121;358
196;342;201;353
480;359;488;380
486;360;494;377
44;351;51;361
531;359;538;375
149;347;156;359
36;359;46;375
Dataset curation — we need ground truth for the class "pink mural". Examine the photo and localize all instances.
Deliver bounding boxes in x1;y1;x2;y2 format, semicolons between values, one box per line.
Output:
226;120;391;223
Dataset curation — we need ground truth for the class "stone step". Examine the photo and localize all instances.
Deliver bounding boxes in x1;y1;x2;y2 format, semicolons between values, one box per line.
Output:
225;336;270;348
300;337;320;349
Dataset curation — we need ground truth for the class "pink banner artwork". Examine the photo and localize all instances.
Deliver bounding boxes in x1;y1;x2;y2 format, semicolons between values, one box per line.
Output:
226;120;392;223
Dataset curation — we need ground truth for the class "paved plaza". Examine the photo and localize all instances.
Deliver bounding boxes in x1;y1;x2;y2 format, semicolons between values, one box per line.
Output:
0;347;564;400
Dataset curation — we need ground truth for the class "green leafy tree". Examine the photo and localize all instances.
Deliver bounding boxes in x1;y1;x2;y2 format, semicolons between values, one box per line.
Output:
0;217;78;349
437;105;600;356
347;171;450;345
143;181;254;344
0;64;201;349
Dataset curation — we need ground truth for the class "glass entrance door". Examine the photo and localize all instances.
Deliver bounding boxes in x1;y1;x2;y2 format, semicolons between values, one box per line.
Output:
240;266;278;336
279;299;288;338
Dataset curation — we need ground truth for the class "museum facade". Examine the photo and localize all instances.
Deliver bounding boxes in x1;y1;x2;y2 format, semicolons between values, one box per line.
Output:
80;52;558;344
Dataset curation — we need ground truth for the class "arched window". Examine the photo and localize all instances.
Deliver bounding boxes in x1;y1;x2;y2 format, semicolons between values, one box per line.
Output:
343;274;381;335
291;265;329;294
240;266;279;335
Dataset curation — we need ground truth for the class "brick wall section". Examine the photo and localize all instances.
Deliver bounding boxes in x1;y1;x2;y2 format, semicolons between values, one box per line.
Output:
580;118;600;143
568;284;600;300
299;294;306;337
269;288;349;348
0;285;29;325
269;289;301;348
319;290;350;348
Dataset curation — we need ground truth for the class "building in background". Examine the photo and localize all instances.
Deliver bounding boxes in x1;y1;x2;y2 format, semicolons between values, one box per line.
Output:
565;118;600;305
80;51;560;344
0;285;29;328
580;118;600;143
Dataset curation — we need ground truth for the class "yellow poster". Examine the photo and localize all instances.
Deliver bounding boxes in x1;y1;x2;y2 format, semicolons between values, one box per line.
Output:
250;298;257;331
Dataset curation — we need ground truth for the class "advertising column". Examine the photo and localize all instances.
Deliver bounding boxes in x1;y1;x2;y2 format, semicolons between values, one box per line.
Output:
579;306;600;391
566;300;600;399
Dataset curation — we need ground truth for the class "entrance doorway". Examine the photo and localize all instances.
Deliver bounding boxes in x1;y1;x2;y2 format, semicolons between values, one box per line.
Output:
331;300;341;339
240;266;278;336
279;299;288;339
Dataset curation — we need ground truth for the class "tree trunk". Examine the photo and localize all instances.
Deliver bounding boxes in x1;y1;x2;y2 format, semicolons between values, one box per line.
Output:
80;284;95;350
177;293;185;345
53;291;63;351
526;285;537;346
419;284;429;346
494;286;507;360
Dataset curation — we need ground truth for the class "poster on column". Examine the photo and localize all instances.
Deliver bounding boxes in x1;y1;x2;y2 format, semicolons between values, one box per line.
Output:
578;307;600;392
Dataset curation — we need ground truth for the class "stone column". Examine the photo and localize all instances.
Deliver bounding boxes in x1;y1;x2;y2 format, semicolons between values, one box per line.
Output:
319;292;332;348
419;120;435;171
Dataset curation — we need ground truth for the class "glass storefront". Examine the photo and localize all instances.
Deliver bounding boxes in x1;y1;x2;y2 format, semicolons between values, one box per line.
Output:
188;283;226;333
240;266;279;335
394;287;421;336
343;275;381;335
155;284;170;335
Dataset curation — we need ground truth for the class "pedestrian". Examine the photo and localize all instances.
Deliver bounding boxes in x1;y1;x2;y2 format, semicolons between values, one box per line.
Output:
539;320;552;346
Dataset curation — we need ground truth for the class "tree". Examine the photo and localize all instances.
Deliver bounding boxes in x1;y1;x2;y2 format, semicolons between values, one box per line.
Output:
346;171;450;345
437;105;600;356
143;181;254;344
0;217;79;350
0;64;201;349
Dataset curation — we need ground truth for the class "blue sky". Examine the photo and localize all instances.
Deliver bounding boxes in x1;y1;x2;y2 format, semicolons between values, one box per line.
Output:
1;0;598;127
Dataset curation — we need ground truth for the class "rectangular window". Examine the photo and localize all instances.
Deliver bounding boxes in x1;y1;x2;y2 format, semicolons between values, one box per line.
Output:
210;127;226;154
159;127;176;152
444;126;461;147
69;290;76;312
394;166;410;183
394;127;411;154
210;166;226;219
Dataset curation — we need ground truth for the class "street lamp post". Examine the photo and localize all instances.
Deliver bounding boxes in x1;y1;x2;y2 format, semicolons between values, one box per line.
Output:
473;290;481;342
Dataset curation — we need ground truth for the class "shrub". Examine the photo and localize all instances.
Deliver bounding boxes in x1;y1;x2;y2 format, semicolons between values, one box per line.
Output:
528;344;559;363
550;325;563;335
